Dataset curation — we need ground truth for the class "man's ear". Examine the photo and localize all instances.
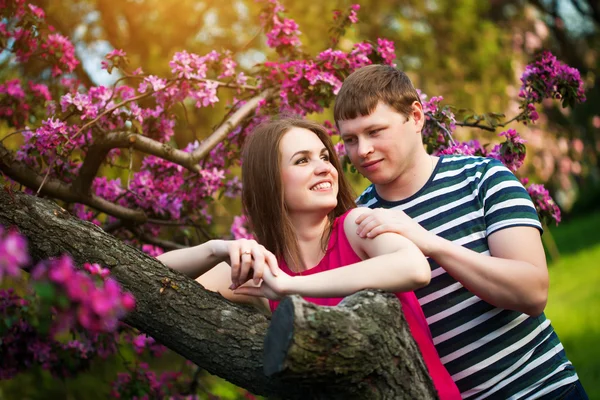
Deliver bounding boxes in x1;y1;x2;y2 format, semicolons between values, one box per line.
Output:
411;101;425;130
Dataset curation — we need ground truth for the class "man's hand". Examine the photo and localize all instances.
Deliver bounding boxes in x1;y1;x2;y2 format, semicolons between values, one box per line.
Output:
355;208;436;256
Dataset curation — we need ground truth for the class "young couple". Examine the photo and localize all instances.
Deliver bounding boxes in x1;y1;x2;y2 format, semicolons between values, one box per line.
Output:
159;65;587;399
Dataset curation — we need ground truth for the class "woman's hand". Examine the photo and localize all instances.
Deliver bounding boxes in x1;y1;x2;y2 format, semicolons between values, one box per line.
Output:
217;239;281;289
232;265;292;301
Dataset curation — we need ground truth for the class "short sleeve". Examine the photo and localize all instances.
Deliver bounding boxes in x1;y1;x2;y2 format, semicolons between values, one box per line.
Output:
479;159;543;236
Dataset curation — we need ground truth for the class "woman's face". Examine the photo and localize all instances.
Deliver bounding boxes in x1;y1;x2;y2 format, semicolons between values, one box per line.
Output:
279;127;339;216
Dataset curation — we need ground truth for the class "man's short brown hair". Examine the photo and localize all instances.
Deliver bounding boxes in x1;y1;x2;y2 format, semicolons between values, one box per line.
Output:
334;65;421;123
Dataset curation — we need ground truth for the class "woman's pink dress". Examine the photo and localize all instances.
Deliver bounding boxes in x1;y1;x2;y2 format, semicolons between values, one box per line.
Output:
268;211;461;400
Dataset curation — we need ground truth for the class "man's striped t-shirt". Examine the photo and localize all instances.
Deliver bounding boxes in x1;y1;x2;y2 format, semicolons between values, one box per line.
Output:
356;155;579;399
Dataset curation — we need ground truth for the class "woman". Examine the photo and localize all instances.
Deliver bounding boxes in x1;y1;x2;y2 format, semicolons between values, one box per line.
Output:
158;118;460;399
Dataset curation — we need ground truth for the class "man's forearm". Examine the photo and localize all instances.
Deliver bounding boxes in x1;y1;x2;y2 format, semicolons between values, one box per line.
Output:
429;236;548;316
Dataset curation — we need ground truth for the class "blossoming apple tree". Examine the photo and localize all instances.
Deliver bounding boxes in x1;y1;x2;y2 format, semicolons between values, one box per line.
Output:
0;0;586;398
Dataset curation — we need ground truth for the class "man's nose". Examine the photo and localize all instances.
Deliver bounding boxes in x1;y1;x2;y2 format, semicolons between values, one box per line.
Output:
357;138;374;158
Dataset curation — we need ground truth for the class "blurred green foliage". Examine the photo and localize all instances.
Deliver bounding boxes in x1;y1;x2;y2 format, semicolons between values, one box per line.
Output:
545;211;600;400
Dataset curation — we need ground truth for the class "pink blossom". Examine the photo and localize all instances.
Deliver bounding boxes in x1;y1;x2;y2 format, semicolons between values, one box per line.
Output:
27;4;45;19
48;256;74;284
138;75;167;93
526;183;561;225
231;215;254;240
334;142;346;158
106;49;127;59
0;228;30;281
42;33;79;76
377;38;396;66
219;57;237;79
519;51;586;106
191;80;219;108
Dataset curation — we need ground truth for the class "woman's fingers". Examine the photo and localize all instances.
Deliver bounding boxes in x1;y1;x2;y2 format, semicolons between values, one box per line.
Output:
232;286;263;297
228;240;281;289
228;241;242;287
263;248;280;277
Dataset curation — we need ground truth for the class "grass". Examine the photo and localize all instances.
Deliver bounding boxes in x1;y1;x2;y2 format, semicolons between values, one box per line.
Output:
544;214;600;399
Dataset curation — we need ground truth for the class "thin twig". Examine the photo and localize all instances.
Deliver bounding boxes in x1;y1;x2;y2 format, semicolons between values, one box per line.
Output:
36;163;54;196
179;101;198;140
425;113;457;145
454;111;526;132
455;121;496;132
130;226;187;250
126;145;134;191
0;129;31;143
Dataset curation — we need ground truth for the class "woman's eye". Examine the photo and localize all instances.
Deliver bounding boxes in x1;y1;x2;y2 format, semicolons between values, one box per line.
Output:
321;154;330;161
369;129;381;135
295;157;308;164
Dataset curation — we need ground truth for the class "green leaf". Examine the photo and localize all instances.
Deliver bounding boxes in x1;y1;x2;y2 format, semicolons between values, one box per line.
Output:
33;281;56;301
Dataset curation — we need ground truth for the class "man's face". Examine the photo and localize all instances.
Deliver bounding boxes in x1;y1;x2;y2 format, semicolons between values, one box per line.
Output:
337;101;424;187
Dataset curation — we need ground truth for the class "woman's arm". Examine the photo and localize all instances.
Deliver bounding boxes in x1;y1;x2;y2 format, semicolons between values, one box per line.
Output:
157;239;273;312
156;240;228;279
234;208;430;299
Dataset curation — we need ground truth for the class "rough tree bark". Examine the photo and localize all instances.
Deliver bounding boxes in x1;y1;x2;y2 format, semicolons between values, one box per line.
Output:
0;189;437;399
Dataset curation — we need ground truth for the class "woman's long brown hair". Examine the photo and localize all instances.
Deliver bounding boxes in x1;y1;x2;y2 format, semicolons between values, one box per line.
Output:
241;118;356;272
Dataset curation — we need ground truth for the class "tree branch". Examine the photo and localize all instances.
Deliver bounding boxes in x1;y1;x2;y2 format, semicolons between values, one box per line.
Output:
0;143;147;223
191;90;273;163
0;189;438;399
129;225;187;251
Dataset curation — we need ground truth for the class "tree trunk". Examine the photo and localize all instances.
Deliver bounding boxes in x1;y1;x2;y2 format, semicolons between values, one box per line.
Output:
0;189;437;399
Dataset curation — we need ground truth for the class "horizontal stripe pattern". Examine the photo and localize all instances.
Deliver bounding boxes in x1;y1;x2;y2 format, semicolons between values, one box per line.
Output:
357;155;578;399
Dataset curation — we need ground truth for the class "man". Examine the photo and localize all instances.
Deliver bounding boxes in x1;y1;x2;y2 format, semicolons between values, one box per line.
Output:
334;64;587;399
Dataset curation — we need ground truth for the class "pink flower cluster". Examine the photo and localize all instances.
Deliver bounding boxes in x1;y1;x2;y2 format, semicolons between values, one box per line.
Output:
348;4;360;24
110;362;185;399
130;333;167;357
519;51;586;109
489;129;527;172
0;225;30;281
262;40;393;116
42;33;80;76
421;93;457;147
0;284;121;380
435;140;486;157
231;215;254;240
523;180;562;225
31;255;135;333
0;78;51;128
262;0;302;50
434;129;526;172
101;49;128;73
0;1;80;76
